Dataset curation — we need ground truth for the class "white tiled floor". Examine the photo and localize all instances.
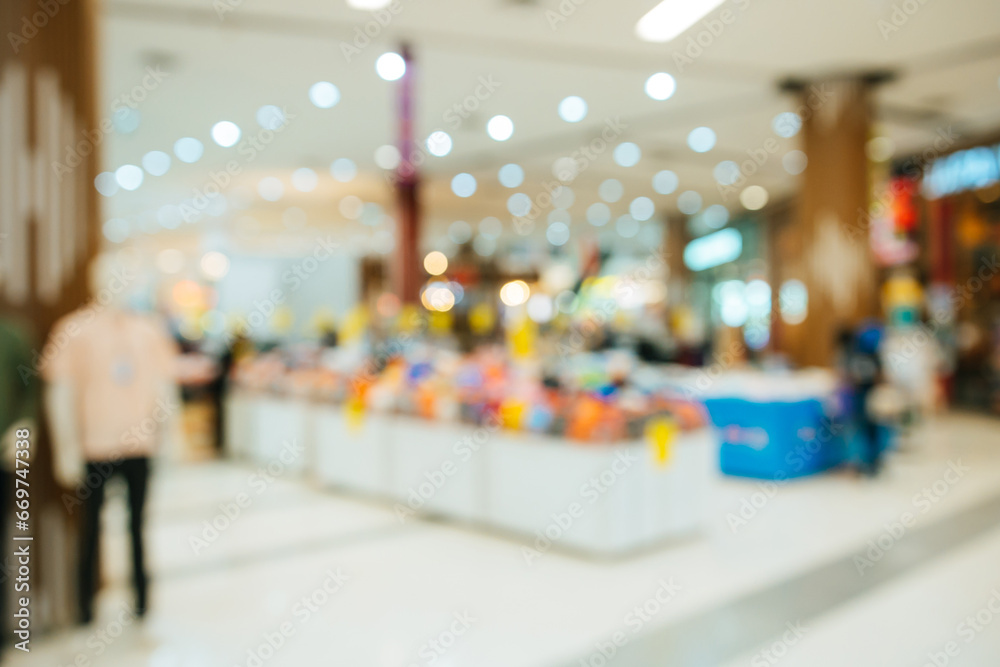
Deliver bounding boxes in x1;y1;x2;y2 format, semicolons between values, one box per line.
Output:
13;412;1000;667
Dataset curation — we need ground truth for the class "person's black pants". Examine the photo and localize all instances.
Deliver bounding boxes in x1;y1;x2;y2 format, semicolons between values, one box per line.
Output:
79;457;150;623
855;384;881;475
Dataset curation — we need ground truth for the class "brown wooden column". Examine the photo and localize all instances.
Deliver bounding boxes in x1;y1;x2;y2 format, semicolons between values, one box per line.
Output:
1;0;100;633
664;215;687;300
393;44;422;305
778;77;881;367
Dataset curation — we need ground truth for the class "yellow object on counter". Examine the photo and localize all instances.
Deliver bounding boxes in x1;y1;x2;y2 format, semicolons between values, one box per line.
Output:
646;416;678;467
499;399;526;430
345;394;365;431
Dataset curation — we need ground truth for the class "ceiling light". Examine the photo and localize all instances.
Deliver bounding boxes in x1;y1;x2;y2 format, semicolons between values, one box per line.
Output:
677;190;702;215
636;0;727;43
507;193;532;217
347;0;392;8
772;112;802;138
687;127;716;153
142;151;171;176
630;196;655;221
740;185;769;210
714;161;740;185
374;145;401;170
500;280;530;307
376;52;406;81
257;177;284;202
424;251;448;276
487;115;514;141
331;158;357;182
309;82;341;109
451;173;477;197
479;217;502;239
115;164;143;191
652;170;678;195
256;105;286;130
211;121;241;147
644;72;677;100
783;151;808;175
426;131;453;157
94;172;118;196
587;203;611;227
498;163;524;188
546;222;570;246
102;218;129;243
200;251;230;281
598;179;624;203
703;204;729;229
173;137;204;163
558;96;588;123
613;142;641;167
291;167;318;192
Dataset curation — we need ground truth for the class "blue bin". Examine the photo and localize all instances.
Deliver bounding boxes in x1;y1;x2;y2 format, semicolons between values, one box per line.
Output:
703;397;848;480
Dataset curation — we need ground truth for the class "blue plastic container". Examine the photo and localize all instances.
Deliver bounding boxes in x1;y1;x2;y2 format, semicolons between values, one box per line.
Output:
703;397;849;480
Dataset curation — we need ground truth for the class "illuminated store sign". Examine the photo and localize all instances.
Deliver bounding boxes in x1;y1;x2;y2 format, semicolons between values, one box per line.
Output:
922;143;1000;199
684;228;742;271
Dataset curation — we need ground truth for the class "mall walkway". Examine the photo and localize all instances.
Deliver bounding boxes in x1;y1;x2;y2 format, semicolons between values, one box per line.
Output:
11;413;1000;667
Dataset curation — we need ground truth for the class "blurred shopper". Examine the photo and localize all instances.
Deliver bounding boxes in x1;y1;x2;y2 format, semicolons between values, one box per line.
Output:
0;318;39;656
837;324;884;476
43;258;179;624
207;338;237;453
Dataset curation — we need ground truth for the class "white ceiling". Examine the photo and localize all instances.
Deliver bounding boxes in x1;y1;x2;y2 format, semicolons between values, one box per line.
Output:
99;0;1000;252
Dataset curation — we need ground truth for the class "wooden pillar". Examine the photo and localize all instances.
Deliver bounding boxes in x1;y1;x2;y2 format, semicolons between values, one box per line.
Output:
665;215;687;301
1;0;100;633
779;77;880;367
393;44;422;304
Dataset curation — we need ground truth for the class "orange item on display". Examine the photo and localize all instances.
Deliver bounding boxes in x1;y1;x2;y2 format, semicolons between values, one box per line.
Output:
417;386;437;419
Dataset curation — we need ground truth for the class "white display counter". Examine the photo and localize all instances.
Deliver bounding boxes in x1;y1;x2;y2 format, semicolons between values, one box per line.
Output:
484;431;712;554
313;405;391;496
227;392;713;555
231;391;311;475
